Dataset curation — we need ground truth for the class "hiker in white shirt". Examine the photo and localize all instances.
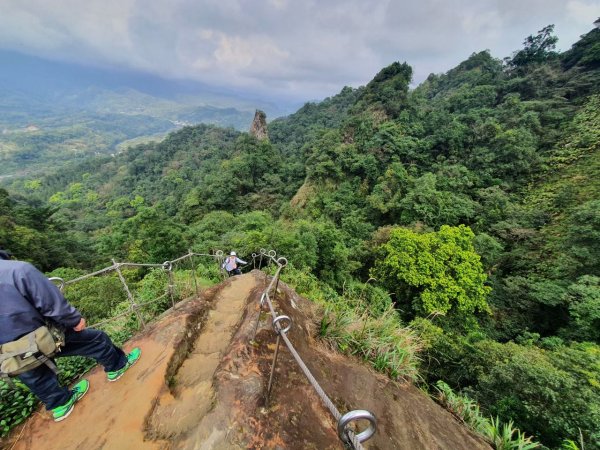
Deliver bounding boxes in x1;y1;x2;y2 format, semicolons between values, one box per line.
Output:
222;251;247;276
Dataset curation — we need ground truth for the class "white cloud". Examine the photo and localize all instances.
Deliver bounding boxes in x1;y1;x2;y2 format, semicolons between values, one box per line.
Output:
214;35;288;71
461;10;502;35
0;0;597;102
268;0;288;11
567;0;600;25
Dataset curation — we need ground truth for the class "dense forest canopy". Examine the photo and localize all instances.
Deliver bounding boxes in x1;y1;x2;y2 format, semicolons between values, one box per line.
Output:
2;24;599;449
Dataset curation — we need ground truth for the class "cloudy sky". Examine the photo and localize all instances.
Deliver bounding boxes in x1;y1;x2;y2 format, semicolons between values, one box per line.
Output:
1;0;599;103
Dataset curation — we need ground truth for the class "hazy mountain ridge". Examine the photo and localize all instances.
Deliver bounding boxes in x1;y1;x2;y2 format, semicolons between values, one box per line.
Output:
0;50;290;177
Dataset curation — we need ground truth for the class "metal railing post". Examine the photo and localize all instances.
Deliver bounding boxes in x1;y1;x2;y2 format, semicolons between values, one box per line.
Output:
113;258;146;329
273;272;281;301
251;293;266;341
189;250;199;296
215;250;226;280
271;255;284;301
266;334;281;404
163;261;175;308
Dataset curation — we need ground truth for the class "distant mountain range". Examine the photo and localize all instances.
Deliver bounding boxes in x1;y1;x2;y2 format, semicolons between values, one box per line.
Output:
0;49;295;122
0;49;297;176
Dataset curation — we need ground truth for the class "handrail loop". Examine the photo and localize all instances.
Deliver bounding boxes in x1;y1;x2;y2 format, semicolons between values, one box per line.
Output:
272;315;292;335
49;277;66;292
337;410;377;444
277;257;288;267
162;260;173;271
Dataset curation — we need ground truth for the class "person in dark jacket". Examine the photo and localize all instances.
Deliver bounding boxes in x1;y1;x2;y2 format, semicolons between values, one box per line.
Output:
0;251;141;422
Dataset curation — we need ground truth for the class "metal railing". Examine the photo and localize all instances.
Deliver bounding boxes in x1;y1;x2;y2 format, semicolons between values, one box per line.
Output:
251;249;377;450
49;250;224;330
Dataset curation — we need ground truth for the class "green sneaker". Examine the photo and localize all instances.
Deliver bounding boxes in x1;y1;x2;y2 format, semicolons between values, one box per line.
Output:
107;347;142;382
51;379;90;422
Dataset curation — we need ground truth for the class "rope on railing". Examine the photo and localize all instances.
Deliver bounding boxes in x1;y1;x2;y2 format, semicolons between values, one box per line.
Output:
252;249;377;450
49;251;224;331
61;265;118;285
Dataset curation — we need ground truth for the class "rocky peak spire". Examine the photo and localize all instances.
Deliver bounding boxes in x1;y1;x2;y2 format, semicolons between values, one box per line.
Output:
249;110;268;140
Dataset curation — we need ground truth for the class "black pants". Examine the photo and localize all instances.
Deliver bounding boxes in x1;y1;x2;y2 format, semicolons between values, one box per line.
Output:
227;268;242;276
17;328;127;409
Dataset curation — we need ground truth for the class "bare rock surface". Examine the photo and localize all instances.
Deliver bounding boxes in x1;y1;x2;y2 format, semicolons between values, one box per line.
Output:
4;272;490;450
249;110;268;140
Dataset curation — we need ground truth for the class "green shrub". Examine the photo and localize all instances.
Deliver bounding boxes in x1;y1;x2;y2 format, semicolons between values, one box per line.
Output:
417;322;600;449
0;381;36;437
465;340;600;449
48;267;125;325
371;225;491;320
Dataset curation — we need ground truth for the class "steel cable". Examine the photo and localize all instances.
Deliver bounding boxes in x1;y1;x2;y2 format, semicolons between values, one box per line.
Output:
63;265;118;285
257;254;371;450
278;332;366;450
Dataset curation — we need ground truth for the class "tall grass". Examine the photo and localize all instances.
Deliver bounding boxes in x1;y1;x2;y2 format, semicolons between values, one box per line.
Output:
281;266;422;381
435;380;541;450
562;438;585;450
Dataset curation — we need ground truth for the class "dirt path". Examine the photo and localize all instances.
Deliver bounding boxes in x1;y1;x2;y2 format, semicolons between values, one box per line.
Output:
146;275;256;442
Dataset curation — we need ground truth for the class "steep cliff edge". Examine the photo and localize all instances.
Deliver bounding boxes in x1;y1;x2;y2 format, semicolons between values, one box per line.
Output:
4;272;489;449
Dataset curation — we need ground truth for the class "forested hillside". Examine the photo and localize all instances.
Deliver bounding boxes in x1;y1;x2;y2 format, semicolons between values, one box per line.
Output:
0;50;264;178
2;25;599;449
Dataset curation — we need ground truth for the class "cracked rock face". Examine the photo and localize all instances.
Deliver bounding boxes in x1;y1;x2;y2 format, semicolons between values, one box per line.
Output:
250;110;268;140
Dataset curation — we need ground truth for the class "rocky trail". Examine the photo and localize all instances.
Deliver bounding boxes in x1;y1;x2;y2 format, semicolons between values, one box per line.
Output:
4;271;490;449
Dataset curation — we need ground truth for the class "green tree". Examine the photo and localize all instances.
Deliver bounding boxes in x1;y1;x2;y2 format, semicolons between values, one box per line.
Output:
466;340;600;449
561;275;600;343
98;206;186;262
489;127;541;184
354;62;413;116
367;162;411;220
371;225;491;318
509;25;559;69
564;200;600;276
398;173;477;227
